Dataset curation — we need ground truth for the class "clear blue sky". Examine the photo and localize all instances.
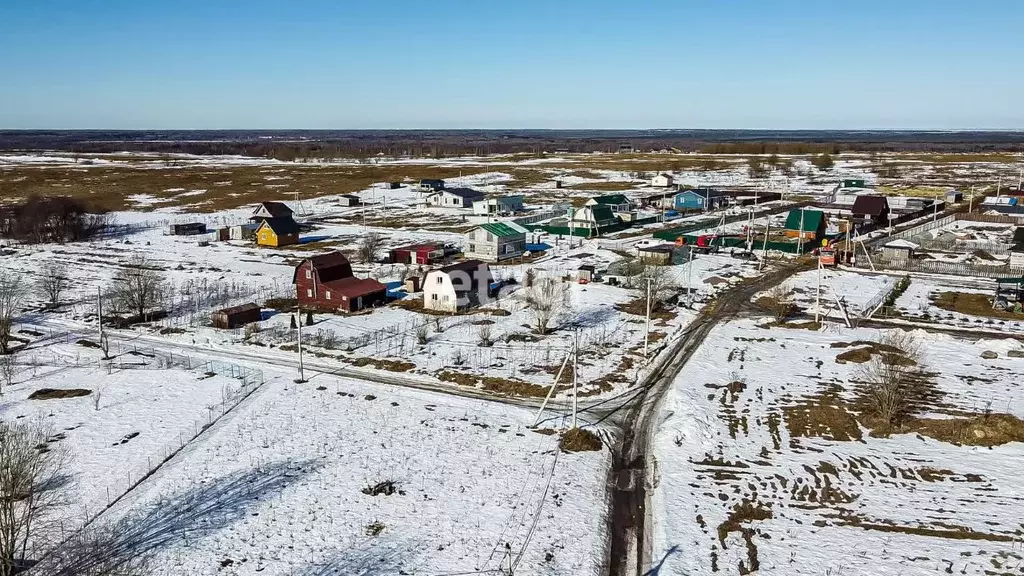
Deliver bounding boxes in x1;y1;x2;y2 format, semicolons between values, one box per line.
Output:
1;0;1022;130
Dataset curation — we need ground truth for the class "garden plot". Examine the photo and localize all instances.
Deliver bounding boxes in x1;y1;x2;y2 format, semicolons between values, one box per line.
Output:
650;319;1024;576
757;269;896;319
891;277;1024;332
87;374;609;576
0;334;253;530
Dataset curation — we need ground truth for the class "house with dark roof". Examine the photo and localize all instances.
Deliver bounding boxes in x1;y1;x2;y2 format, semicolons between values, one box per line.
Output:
585;194;635;214
425;188;485;208
423;260;493;312
251;201;294;222
472;195;524;216
293;251;387;312
674;188;730;211
464;222;527;262
783;209;826;242
570;204;621;233
255;217;300;247
851;195;890;223
418;179;445;192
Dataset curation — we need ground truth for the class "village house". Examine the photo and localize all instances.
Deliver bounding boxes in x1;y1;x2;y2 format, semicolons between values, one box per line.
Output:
585;194;635;214
418;179;445;192
472;195;524;216
425;188;485;208
256;217;300;247
389;243;444;265
851;195;890;224
464;222;527;262
251;201;294;222
651;173;674;188
293;251;388;313
570;205;621;235
783;209;826;242
674;188;730;212
423;260;493;312
211;303;262;329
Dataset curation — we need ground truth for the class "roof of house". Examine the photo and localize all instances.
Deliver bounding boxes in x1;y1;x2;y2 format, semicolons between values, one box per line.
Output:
784;209;825;231
339;194;360;200
392;243;441;253
476;222;526;238
657;173;673;178
679;187;728;199
436;259;490;275
589;204;618;223
215;303;261;316
578;264;596;272
852;195;889;216
321;276;388;298
444;188;485;199
638;244;676;253
292;251;353;284
254;201;293;217
258;217;301;236
590;194;631;206
883;239;919;250
420;178;445;185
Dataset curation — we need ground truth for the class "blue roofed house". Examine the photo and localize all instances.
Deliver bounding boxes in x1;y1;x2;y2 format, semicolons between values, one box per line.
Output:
674;188;730;212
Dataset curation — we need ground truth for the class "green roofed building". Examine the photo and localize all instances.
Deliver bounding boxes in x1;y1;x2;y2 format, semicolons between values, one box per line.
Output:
464;221;527;262
784;209;826;242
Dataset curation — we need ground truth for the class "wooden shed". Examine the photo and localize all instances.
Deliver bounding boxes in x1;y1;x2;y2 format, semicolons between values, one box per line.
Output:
211;303;262;329
577;265;596;283
637;244;675;265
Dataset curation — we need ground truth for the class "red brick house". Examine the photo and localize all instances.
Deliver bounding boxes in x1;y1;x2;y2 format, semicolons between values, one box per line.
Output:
293;252;388;312
389;243;444;265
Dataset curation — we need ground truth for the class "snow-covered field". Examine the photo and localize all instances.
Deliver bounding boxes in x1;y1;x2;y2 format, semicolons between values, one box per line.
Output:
650;319;1024;576
759;268;896;319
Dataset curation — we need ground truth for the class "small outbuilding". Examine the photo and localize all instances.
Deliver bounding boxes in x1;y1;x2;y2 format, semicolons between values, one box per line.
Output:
229;223;259;241
637;244;675;265
881;239;918;262
167;222;207;236
946;190;964;204
338;194;361;207
390;243;444;265
403;275;422;293
577;265;596;283
211;303;262;329
651;173;674;188
419;179;445;192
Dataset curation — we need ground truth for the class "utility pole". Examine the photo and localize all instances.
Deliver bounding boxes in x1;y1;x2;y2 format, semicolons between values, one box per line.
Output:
533;345;572;427
295;305;306;383
759;219;771;271
797;208;805;254
815;257;822;324
687;245;694;305
643;277;653;358
969;185;975;213
571;328;579;430
933;196;939;221
96;286;103;340
997;175;1003;198
501;544;514;576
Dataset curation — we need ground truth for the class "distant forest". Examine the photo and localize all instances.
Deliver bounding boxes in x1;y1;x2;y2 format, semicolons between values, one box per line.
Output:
2;129;1023;159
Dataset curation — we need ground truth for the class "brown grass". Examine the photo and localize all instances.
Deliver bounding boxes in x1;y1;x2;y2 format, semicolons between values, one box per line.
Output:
28;388;92;400
349;357;415;372
0;163;491;212
567;181;639;191
436;370;565;398
932;291;1024;321
716;500;772;574
615;298;677;320
558;427;602;452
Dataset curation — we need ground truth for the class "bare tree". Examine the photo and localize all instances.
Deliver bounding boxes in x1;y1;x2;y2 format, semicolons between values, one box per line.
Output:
0;272;24;355
638;266;677;313
37;262;70;308
110;255;165;320
415;322;429;345
477;323;493;347
857;331;923;425
0;354;14;395
763;284;795;322
522;277;568;335
357;232;384;264
0;419;71;575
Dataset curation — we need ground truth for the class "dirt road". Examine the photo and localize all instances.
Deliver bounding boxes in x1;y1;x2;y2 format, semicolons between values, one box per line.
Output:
606;259;811;576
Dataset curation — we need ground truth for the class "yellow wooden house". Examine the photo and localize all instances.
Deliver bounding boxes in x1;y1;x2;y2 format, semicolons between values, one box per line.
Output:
256;217;300;247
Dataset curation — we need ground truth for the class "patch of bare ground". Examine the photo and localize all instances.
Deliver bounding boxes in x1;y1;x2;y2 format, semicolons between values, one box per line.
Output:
826;513;1018;542
716;500;772;575
615;298;677;320
349;357;416;372
390;298;511;317
783;384;864;442
28;388;93;400
558;427;602;452
566;181;640;191
932;291;1024;321
436;370;566;398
